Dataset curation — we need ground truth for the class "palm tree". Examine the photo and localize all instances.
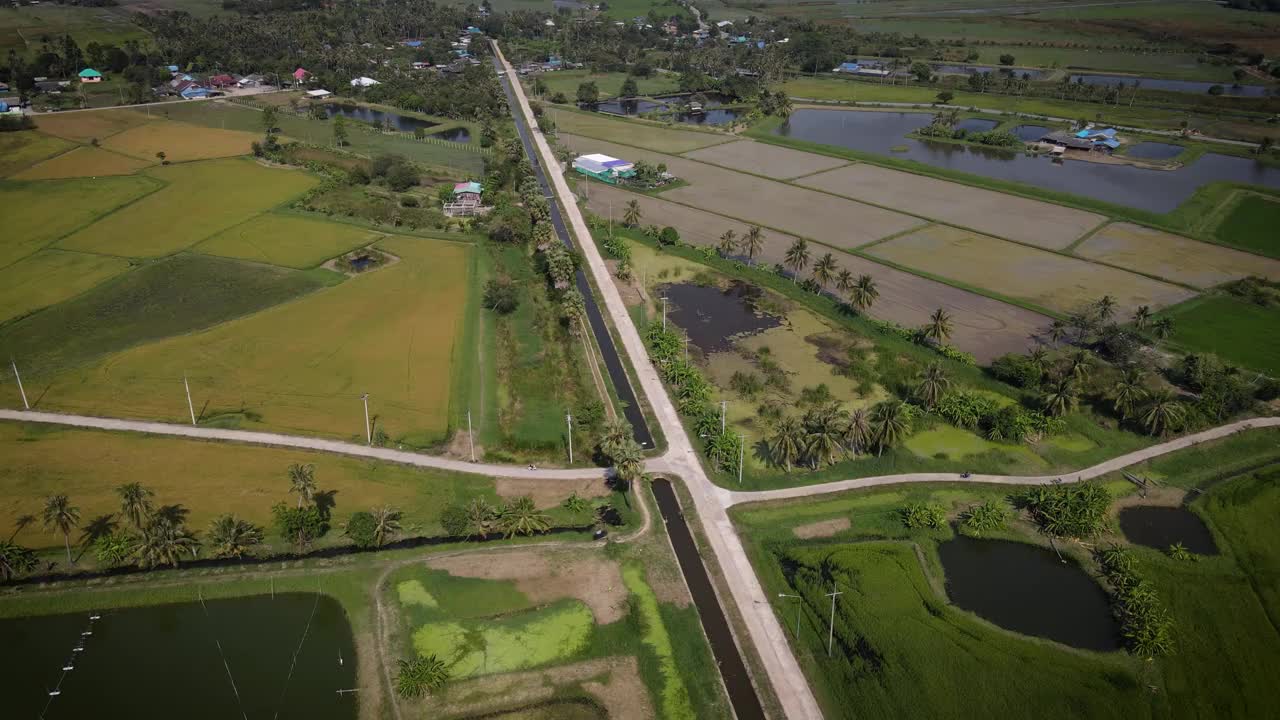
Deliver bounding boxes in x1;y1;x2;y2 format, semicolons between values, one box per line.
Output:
396;655;451;698
1141;390;1185;437
372;506;403;547
1047;319;1068;346
610;439;644;488
0;540;37;581
717;229;738;257
741;225;764;265
598;416;631;459
870;400;911;456
76;514;118;562
842;408;871;456
1028;348;1049;372
1152;317;1174;339
207;514;264;559
1040;376;1078;417
769;416;807;472
43;494;80;564
1132;305;1151;329
805;407;844;469
1112;369;1148;421
116;483;154;529
835;269;855;298
463;498;495;539
915;362;950;409
288;463;317;508
562;493;590;515
923;308;953;345
1096;295;1117;323
784;238;810;281
1065;349;1093;384
623;199;642;227
135;516;200;568
812;253;837;291
850;274;879;312
498;496;552;537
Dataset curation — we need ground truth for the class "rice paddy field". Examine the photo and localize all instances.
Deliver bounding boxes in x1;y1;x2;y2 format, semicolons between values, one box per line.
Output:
99;120;261;162
194;214;383;269
11;145;153;180
0;132;76;177
1157;295;1280;376
1076;222;1280;289
1214;194;1280;259
0;174;160;267
682;140;850;180
0;250;131;325
30;109;154;144
868;225;1196;316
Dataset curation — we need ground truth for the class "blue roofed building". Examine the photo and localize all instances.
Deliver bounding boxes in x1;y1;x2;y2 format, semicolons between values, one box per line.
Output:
835;62;861;73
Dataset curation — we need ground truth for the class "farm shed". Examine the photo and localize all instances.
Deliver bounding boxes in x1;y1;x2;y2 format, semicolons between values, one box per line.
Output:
573;154;636;184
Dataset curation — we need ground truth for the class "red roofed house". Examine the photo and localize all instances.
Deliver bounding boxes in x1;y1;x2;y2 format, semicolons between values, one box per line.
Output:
208;74;235;88
293;68;309;83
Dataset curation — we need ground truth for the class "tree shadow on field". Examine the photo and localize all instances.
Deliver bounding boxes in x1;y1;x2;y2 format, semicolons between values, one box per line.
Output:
313;489;338;522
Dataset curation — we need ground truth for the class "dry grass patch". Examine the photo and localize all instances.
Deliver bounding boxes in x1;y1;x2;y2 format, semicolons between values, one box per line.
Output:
0;250;130;324
12;145;153;179
549;108;730;153
869;225;1197;315
683;139;851;179
0;131;77;176
101;119;260;162
795;162;1105;249
0;175;160;268
793;517;851;538
195;214;382;269
428;549;628;623
495;476;612;508
1075;222;1280;288
32;109;155;143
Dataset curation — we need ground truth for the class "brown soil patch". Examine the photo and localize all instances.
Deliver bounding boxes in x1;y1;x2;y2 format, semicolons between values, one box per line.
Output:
423;656;641;719
428;549;627;623
793;517;851;539
1075;222;1280;289
495;476;611;508
684;139;851;179
581;656;654;720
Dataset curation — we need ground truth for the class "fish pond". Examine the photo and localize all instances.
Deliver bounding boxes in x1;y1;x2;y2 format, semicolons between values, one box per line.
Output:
1124;141;1184;161
1;592;357;720
1067;74;1271;97
938;536;1119;651
1119;505;1219;555
776;109;1280;212
675;107;746;126
1011;124;1050;141
324;102;438;133
661;281;781;353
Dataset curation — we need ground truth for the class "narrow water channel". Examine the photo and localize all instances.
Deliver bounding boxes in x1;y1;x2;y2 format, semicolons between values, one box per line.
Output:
650;478;766;720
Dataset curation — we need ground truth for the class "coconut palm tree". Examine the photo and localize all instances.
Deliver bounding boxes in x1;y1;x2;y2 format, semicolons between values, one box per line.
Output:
1112;369;1148;421
835;269;855;298
207;514;264;559
396;655;451;698
1065;349;1093;384
611;438;645;488
464;498;495;539
769;415;807;472
498;496;552;537
923;308;953;345
784;238;810;281
1141;390;1185;437
1040;376;1078;417
135;515;200;568
811;253;837;292
805;406;844;469
562;492;590;515
842;408;871;456
717;229;738;257
850;274;879;312
915;362;950;409
871;400;911;456
1095;295;1117;323
1047;319;1068;346
43;494;80;564
0;541;37;582
1028;348;1049;372
1152;317;1174;339
623;199;642;227
372;506;403;547
1132;305;1151;329
598;416;631;458
742;225;764;265
116;483;154;530
288;463;317;508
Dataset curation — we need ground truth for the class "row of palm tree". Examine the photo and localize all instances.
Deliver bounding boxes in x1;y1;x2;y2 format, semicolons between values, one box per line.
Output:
450;496;552;539
767;399;914;471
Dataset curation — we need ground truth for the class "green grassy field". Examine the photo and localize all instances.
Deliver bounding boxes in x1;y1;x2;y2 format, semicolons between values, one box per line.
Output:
0;249;130;325
194;213;383;269
12;145;154;180
548;107;731;153
55;157;318;258
1215;194;1280;259
1157;295;1280;376
0;174;159;268
0;4;149;56
0;131;77;177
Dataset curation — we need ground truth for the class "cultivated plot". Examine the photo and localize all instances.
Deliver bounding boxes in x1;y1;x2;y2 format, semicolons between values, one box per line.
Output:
1076;222;1280;288
561;133;923;248
11;144;153;179
29;236;471;444
0;132;76;177
56;158;318;257
683;139;851;180
795;162;1105;249
30;108;154;143
1160;295;1280;376
195;214;383;269
101;118;260;162
1215;194;1280;258
549;108;732;154
869;225;1197;315
0;174;159;268
0;250;130;325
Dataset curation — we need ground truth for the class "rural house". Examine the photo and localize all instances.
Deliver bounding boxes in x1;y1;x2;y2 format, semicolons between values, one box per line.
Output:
78;68;102;83
444;180;485;216
572;154;636;184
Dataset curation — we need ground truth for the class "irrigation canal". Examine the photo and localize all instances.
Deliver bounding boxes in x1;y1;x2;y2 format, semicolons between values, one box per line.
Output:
651;478;767;720
493;53;655;449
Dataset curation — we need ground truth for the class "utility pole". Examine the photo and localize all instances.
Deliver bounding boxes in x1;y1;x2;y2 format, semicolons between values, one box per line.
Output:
738;433;745;485
779;593;802;639
683;335;688;361
361;393;371;445
720;400;727;433
566;413;574;464
825;588;844;656
661;296;668;332
183;374;196;425
467;407;476;462
11;359;29;410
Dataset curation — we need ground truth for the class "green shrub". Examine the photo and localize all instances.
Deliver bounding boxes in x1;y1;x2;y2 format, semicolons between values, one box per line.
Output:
345;511;377;548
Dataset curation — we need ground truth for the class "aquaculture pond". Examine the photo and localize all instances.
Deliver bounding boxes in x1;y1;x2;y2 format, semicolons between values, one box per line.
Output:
955;117;999;133
654;92;732;107
433;126;473;143
1;593;357;720
776;109;1280;212
1119;506;1219;555
661;281;781;353
324;102;438;133
1124;141;1184;160
675;107;746;126
1067;74;1271;97
938;536;1119;651
1012;124;1050;141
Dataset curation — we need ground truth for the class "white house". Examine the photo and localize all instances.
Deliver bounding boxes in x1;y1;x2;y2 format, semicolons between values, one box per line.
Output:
305;89;333;99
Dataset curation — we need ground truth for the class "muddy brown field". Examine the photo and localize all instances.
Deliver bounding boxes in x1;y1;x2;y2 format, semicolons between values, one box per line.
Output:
870;225;1198;315
1075;222;1280;288
795;162;1105;249
682;139;852;180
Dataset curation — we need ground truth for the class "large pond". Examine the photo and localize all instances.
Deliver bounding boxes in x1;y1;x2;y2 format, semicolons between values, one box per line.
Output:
777;109;1280;212
675;107;745;126
1012;124;1050;141
1068;73;1271;97
2;593;357;719
1119;506;1219;555
939;536;1119;651
662;281;781;353
1124;141;1184;160
324;102;438;133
